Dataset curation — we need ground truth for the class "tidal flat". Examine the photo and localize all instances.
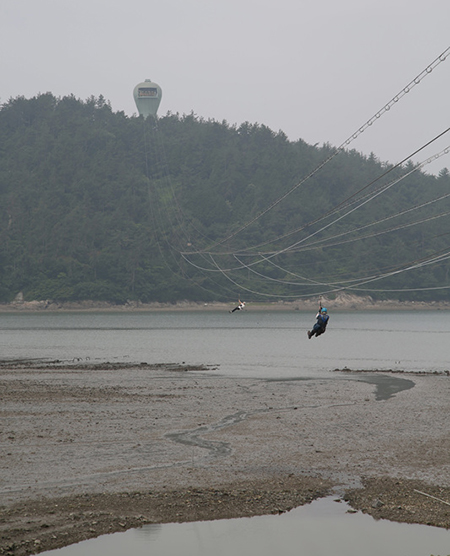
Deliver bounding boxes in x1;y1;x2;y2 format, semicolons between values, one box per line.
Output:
1;360;450;555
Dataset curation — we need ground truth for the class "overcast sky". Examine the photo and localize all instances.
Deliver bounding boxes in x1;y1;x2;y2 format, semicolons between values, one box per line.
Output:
1;0;449;173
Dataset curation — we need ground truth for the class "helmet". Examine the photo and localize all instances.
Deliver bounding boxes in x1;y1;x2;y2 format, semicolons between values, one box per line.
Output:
321;308;327;313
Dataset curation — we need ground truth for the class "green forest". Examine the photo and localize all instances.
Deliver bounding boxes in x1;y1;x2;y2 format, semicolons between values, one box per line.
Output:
0;93;449;304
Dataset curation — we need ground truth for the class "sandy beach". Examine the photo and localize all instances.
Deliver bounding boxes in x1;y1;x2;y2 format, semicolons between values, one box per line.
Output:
1;359;450;555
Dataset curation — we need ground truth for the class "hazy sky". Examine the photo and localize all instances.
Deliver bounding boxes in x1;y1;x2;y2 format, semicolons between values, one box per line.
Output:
1;0;449;173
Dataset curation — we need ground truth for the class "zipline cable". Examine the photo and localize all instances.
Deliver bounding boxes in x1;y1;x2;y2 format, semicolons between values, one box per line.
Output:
143;119;238;299
255;136;450;258
236;209;450;288
144;52;450;300
225;139;450;255
203;46;450;252
204;246;450;299
181;137;450;275
290;199;450;254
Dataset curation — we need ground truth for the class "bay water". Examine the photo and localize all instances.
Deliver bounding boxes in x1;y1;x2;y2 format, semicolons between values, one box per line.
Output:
1;309;449;378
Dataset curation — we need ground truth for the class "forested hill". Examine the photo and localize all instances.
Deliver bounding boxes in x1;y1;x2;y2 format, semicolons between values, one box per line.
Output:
0;93;449;304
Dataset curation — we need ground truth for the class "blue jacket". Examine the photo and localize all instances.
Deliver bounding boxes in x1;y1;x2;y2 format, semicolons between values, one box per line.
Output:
317;314;329;329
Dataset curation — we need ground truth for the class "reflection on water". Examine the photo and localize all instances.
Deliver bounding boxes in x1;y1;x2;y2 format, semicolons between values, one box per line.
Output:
41;497;450;556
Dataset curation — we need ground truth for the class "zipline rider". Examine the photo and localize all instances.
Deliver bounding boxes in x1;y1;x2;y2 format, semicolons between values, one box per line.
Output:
307;306;329;339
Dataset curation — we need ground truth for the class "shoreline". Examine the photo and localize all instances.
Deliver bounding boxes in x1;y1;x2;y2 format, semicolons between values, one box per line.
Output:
2;361;450;554
1;294;450;313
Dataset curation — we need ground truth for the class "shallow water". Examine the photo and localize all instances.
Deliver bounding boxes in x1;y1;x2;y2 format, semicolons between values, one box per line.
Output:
1;309;449;379
40;497;450;556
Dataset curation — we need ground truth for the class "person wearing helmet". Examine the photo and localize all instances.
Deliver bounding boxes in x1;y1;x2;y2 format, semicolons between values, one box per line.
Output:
307;306;329;339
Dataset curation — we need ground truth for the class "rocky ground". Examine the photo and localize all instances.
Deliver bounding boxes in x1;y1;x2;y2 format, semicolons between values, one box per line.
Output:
1;360;450;555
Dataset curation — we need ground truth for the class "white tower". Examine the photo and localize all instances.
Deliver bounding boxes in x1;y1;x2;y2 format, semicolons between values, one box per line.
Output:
133;79;162;119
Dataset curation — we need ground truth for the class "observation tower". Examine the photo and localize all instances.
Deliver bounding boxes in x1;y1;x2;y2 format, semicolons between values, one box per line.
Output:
133;79;162;118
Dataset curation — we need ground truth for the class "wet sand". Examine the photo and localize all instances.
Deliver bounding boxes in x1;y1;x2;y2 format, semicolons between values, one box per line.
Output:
1;360;450;555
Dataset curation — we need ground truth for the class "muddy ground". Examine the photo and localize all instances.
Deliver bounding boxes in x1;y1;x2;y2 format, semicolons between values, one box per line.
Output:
1;360;450;555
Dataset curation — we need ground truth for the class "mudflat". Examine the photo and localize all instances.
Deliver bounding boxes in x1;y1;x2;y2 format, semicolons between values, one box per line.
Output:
1;360;450;555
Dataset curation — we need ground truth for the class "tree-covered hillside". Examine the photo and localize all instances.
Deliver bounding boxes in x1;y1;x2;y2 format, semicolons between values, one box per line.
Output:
0;93;449;303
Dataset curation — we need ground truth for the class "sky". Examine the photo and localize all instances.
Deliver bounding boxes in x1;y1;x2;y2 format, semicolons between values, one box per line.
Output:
1;0;449;174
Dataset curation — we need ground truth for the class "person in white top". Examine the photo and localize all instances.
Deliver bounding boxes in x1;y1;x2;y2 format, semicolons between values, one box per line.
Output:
230;299;245;313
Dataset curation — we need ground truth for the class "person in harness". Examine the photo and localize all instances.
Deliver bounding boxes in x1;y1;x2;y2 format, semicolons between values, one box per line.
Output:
307;307;329;339
230;299;245;313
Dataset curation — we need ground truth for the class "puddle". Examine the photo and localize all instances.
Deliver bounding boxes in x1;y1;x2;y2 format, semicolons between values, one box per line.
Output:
41;497;450;556
267;373;415;401
356;374;415;401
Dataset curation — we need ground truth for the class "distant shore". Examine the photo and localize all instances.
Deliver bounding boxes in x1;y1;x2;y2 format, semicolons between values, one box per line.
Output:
1;293;449;313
